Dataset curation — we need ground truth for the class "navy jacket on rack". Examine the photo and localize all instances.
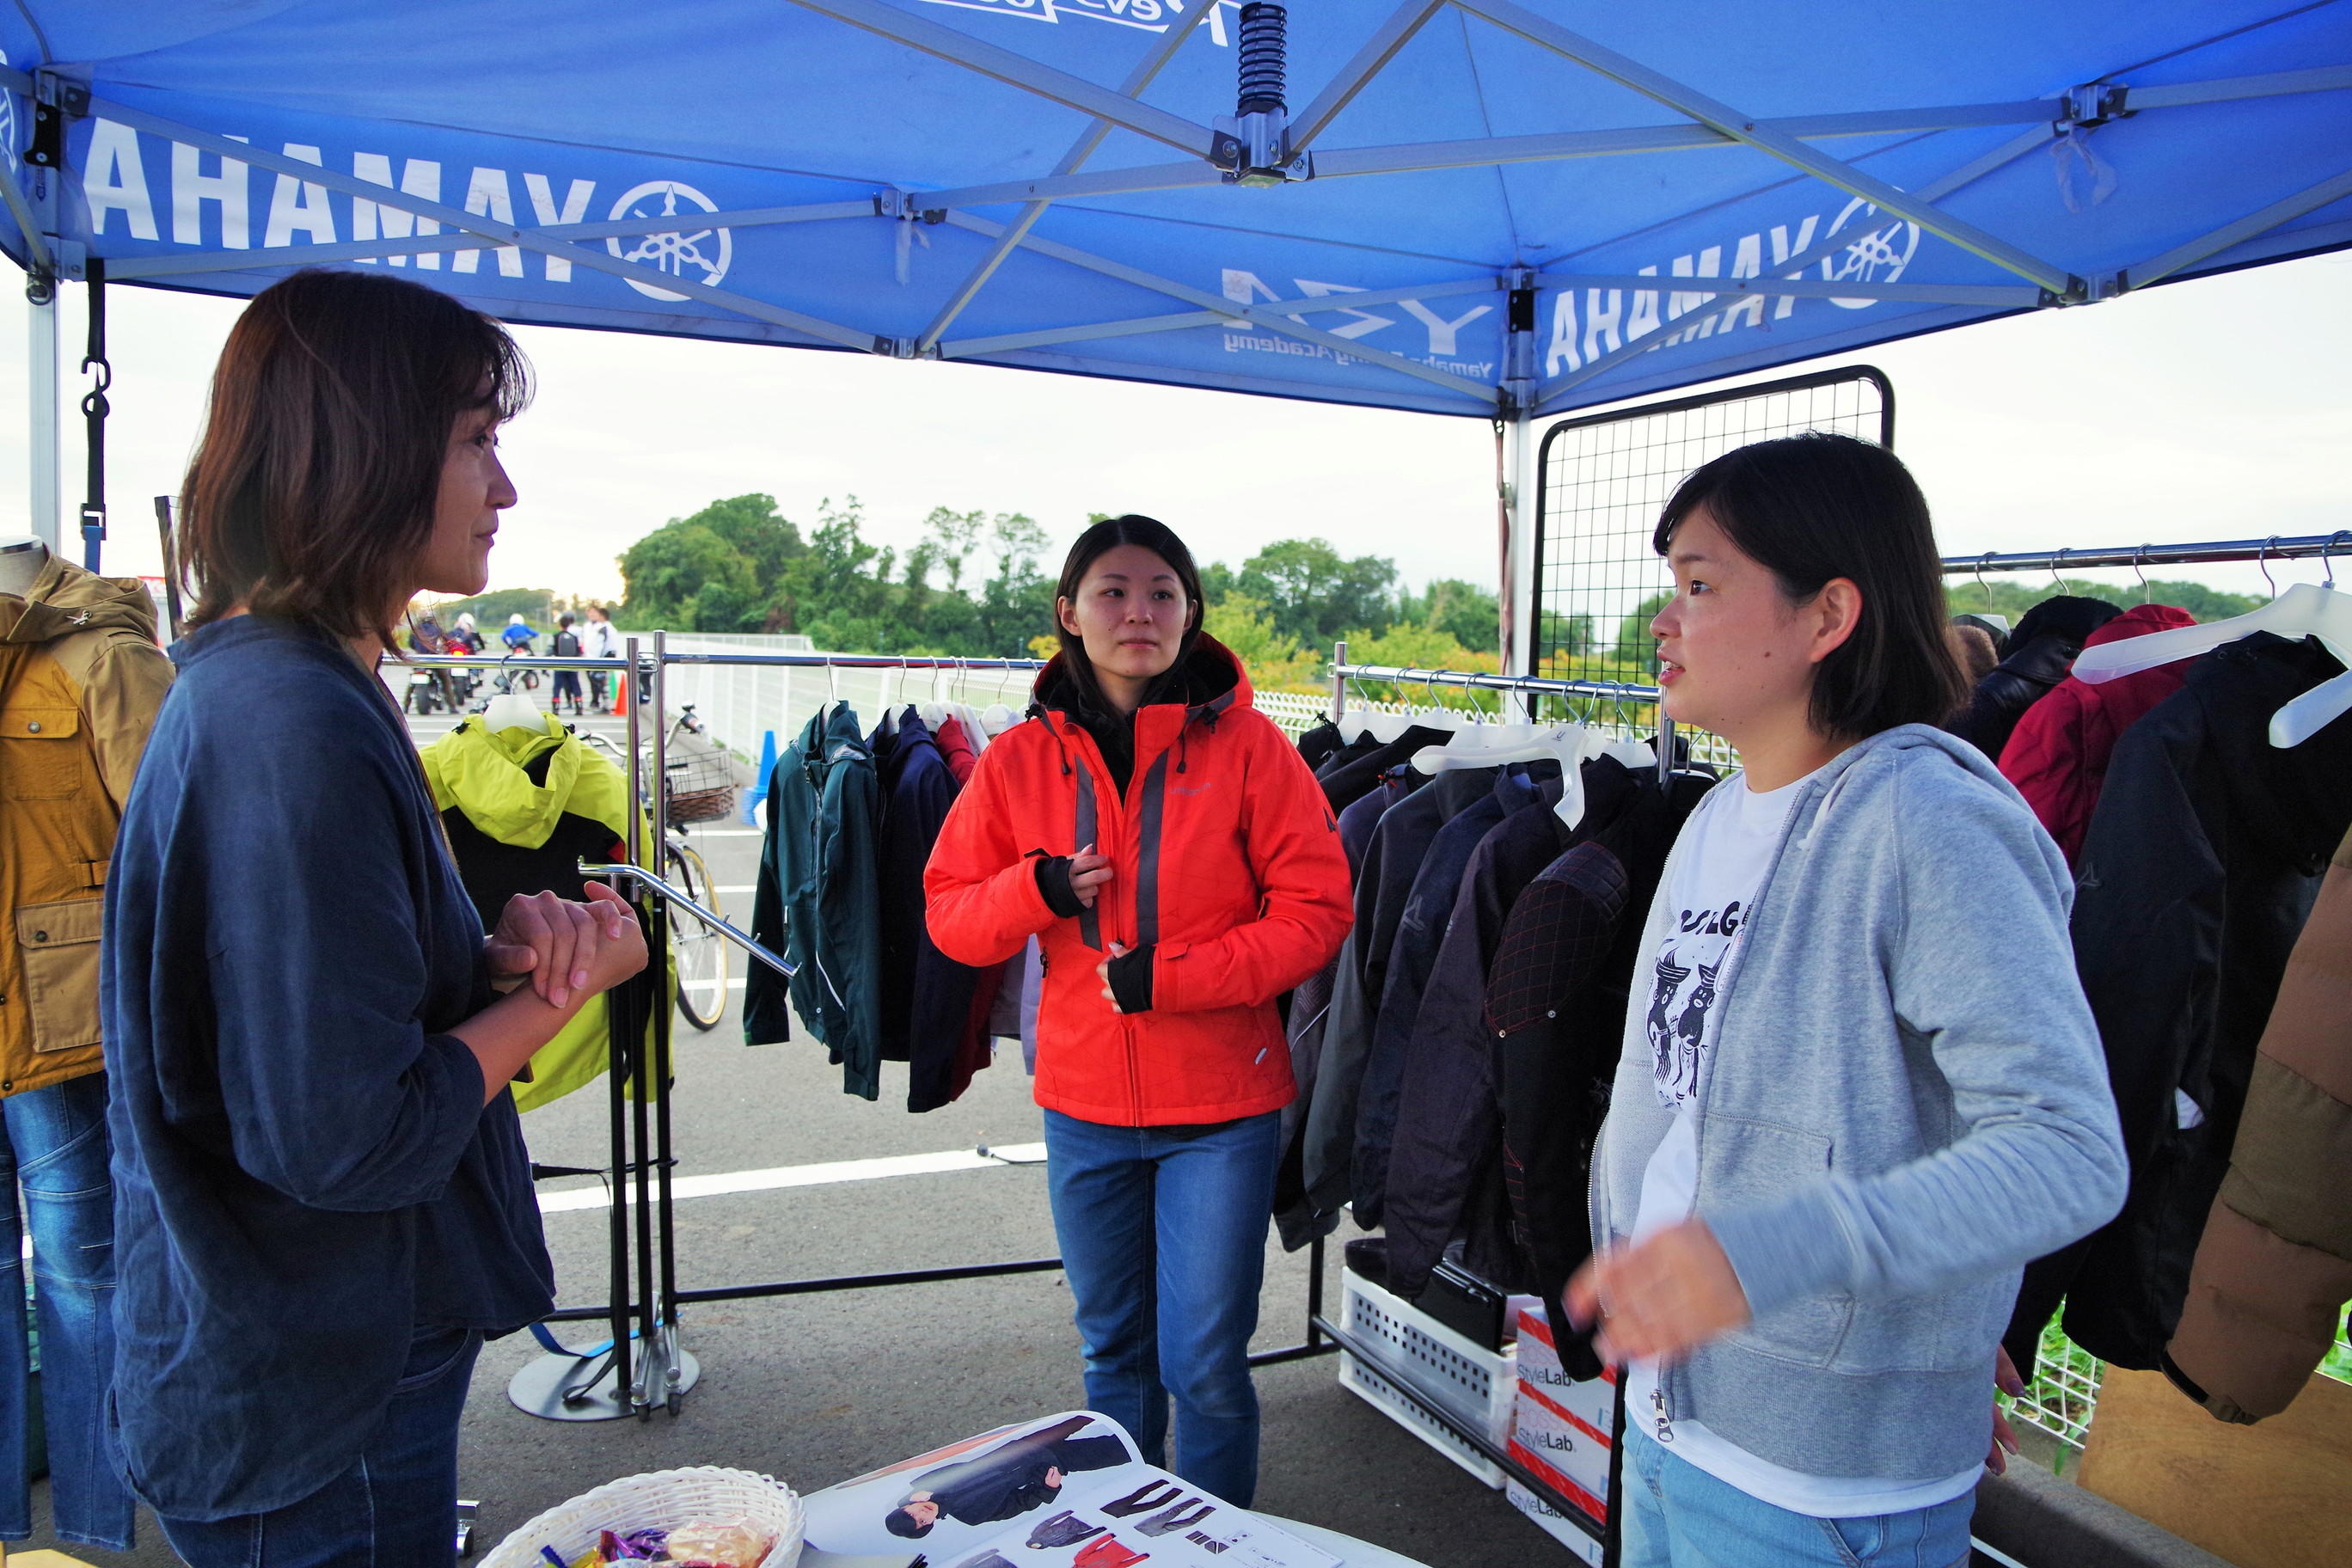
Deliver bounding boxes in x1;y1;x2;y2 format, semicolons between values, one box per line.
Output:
1351;768;1538;1228
2006;632;2352;1371
1301;763;1487;1217
872;707;988;1112
1384;762;1636;1300
746;702;883;1098
1489;770;1710;1374
1317;724;1453;812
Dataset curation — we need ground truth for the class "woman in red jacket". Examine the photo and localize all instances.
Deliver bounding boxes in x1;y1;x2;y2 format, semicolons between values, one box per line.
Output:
926;515;1351;1505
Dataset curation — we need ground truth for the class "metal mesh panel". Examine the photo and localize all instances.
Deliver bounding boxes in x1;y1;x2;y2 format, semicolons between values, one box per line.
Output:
1528;368;1894;763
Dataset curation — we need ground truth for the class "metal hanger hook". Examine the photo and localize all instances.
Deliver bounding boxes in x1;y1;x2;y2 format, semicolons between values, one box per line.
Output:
2049;548;2070;592
2322;530;2349;591
2260;536;2280;598
1976;551;1996;609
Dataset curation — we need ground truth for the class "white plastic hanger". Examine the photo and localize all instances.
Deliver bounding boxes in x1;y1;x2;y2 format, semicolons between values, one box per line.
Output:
2070;536;2352;746
483;688;546;736
1411;721;1599;828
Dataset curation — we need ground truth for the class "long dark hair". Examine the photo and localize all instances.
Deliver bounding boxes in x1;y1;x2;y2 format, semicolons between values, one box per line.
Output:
1653;432;1965;740
181;268;531;646
1050;514;1206;714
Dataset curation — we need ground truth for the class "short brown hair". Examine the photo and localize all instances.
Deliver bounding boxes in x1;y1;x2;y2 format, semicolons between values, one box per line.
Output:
181;268;530;644
1654;432;1966;741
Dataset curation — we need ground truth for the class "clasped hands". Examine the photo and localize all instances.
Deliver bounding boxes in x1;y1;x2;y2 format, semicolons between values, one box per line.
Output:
484;881;646;1009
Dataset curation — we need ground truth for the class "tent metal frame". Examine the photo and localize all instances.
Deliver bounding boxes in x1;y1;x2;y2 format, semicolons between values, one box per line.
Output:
6;19;2346;420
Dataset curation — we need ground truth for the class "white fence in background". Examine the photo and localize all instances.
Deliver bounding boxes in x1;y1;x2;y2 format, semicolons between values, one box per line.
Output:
656;634;1043;774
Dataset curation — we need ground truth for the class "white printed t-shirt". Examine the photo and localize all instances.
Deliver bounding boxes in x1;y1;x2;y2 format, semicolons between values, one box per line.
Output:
1622;765;1982;1518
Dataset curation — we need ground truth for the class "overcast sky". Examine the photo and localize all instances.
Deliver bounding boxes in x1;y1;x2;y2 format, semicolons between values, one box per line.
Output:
1;250;2344;609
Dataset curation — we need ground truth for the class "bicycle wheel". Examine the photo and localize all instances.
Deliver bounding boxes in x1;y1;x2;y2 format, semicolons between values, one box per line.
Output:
665;840;727;1032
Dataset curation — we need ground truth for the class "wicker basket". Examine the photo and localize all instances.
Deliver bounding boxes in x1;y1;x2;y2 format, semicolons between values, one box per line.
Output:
658;739;738;824
481;1466;804;1568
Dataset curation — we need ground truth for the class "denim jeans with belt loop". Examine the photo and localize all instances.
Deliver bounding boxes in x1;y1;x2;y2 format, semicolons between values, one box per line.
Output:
0;1070;135;1552
1043;1107;1282;1507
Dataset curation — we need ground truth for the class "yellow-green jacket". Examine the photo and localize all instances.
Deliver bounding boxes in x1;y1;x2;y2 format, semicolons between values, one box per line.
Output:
420;714;660;1112
0;555;174;1096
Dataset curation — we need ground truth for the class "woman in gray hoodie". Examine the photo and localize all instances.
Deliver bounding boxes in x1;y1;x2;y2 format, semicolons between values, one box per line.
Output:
1566;433;2127;1566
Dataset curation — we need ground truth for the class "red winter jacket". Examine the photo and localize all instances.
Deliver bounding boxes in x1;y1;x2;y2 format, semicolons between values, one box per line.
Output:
1999;602;2199;864
924;638;1351;1125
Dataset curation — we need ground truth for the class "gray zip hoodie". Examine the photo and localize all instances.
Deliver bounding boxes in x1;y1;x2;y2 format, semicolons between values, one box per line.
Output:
1591;724;2127;1482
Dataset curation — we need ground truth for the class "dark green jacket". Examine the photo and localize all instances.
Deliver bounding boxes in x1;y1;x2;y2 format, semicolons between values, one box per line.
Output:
747;701;882;1099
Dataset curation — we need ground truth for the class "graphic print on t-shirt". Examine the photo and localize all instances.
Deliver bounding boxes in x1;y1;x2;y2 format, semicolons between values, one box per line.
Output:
1646;899;1743;1107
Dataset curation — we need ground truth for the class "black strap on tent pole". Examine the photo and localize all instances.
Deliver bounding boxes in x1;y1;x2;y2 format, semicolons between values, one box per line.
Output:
78;259;109;573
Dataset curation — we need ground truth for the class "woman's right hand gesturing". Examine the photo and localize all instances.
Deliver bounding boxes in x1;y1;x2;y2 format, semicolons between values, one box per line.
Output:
1068;843;1115;908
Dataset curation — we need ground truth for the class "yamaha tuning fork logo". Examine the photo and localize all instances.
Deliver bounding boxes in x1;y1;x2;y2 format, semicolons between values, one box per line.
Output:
607;179;732;300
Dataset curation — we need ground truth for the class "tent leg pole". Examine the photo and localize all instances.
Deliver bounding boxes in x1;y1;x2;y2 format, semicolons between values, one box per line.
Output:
1500;407;1539;713
28;279;60;553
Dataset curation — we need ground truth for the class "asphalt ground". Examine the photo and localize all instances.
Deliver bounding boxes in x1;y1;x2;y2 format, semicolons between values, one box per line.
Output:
24;708;1582;1568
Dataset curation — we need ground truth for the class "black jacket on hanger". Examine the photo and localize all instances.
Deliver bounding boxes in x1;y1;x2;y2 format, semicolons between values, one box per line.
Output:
1381;759;1638;1301
1490;771;1710;1375
1317;725;1453;812
1347;769;1537;1228
2006;633;2352;1371
1948;595;2122;759
1295;720;1344;773
1299;765;1491;1217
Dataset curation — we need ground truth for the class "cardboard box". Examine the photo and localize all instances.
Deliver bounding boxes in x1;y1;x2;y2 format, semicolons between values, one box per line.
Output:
1512;1380;1613;1511
1514;1305;1619;1441
1506;1478;1606;1565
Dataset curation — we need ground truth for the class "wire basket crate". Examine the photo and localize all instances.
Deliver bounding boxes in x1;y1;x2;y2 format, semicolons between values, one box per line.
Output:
1338;1267;1518;1488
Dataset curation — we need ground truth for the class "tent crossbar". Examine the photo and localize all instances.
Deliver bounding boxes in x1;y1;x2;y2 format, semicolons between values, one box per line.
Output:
1288;0;1451;156
2121;167;2352;291
1454;0;2077;295
2125;62;2352;110
80;95;879;351
1536;118;2063;402
1540;272;2039;307
939;275;1501;359
780;0;1216;158
940;210;1502;406
916;0;1218;354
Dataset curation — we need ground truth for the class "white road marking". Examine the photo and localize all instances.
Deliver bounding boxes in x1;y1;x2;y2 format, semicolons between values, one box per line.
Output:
537;1142;1049;1213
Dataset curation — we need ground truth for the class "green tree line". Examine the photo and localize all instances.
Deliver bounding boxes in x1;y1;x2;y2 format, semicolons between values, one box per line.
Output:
610;494;1505;690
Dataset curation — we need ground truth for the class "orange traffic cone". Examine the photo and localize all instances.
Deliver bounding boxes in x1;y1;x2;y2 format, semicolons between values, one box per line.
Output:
612;670;628;716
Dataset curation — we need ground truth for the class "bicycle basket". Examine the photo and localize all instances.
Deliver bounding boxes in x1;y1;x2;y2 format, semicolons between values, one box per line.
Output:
658;732;738;824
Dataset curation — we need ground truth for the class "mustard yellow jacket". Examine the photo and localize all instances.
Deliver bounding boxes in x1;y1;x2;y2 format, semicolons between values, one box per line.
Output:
0;554;174;1096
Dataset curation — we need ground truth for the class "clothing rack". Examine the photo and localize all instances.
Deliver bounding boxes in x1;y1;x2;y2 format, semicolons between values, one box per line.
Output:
1331;639;1675;794
392;640;1339;1430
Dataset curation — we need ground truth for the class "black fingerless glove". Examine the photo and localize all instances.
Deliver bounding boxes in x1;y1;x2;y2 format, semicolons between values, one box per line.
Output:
1032;853;1085;919
1107;943;1155;1014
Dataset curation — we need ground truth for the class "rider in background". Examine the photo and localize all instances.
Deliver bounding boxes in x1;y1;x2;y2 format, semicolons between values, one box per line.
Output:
501;613;538;654
548;615;585;717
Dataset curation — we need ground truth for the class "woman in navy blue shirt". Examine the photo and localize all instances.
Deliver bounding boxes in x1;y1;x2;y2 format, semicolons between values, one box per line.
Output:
102;269;647;1565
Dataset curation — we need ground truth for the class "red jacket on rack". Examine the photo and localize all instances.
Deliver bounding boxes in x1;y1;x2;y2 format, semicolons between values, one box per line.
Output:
924;638;1351;1126
1998;602;2199;865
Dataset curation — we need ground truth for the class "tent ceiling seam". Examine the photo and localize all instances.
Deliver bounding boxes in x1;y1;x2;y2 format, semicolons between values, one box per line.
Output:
1452;0;2078;295
940;208;1500;405
914;0;1218;355
779;0;1216;159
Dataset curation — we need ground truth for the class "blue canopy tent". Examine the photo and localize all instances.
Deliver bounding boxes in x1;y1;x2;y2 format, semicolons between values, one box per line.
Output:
5;0;2349;666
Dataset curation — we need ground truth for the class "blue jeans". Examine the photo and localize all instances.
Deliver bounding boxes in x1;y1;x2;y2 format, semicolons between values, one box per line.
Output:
1621;1427;1975;1568
1043;1109;1281;1507
159;1326;482;1568
0;1072;132;1551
